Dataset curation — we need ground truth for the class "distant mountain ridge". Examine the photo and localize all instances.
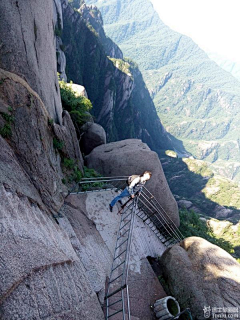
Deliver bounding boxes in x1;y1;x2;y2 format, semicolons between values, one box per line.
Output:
86;0;240;182
207;52;240;83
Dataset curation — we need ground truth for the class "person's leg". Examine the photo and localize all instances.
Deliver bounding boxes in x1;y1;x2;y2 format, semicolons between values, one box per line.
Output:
110;188;130;207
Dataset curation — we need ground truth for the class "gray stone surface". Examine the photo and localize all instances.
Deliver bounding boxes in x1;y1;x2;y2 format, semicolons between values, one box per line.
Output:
54;110;84;172
66;83;89;98
81;122;107;155
214;204;234;219
178;199;193;209
0;185;105;320
67;191;167;319
0;0;62;124
53;0;64;30
1;262;104;320
58;194;113;295
0;69;66;212
160;237;240;320
86;139;180;226
56;37;67;81
53;0;67;81
0;136;43;208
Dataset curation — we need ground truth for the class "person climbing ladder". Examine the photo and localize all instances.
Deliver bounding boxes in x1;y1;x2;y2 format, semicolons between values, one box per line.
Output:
109;171;152;212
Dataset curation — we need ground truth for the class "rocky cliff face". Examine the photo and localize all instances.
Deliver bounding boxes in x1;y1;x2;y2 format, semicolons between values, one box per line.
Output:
0;0;62;124
1;1;239;319
54;0;68;81
0;69;66;212
86;0;240;182
60;0;172;153
0;1;100;317
0;67;102;319
0;2;175;318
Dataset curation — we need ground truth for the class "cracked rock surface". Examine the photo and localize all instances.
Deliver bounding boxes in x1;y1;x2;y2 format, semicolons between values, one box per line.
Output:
0;69;66;212
0;185;104;320
0;0;62;124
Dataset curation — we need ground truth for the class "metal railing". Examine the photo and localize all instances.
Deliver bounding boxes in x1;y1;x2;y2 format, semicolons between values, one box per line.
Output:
70;176;183;246
70;176;184;319
70;176;128;194
137;187;183;245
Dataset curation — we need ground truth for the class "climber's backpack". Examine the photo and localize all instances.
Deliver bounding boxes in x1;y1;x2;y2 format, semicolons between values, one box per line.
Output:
126;175;140;186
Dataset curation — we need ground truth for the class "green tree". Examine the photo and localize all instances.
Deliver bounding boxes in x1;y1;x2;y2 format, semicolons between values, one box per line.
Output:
59;80;92;134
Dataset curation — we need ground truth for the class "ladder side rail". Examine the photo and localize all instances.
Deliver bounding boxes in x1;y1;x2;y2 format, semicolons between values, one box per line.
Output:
106;197;137;319
122;197;137;285
122;196;139;319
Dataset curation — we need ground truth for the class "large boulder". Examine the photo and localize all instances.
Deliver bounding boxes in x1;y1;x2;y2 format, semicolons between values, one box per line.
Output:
85;139;179;226
160;237;240;320
0;0;62;124
214;204;234;219
178;199;193;210
66;83;88;98
81;122;106;156
0;69;70;212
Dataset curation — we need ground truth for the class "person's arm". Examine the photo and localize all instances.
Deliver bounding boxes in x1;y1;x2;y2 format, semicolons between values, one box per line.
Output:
128;177;140;197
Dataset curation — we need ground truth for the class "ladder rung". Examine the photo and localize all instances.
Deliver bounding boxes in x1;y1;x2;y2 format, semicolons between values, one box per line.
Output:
139;213;146;219
117;228;130;240
108;298;122;307
143;213;157;222
124;202;134;210
109;273;123;284
122;211;132;221
116;238;128;250
108;309;123;318
161;231;170;237
105;284;126;299
112;260;125;272
119;220;131;231
114;249;127;260
146;220;152;226
162;238;171;244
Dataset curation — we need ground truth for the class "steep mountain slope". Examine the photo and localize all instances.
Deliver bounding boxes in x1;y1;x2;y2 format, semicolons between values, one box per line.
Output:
0;1;175;318
60;0;172;153
86;0;240;181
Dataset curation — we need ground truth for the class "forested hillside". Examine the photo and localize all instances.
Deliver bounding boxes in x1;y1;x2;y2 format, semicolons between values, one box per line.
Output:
86;0;240;182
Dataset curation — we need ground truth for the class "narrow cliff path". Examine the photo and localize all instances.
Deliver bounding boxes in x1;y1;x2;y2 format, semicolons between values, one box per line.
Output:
58;175;183;319
60;190;167;319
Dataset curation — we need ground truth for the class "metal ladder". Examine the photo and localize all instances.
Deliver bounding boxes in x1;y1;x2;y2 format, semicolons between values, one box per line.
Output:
105;196;139;320
70;176;184;319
